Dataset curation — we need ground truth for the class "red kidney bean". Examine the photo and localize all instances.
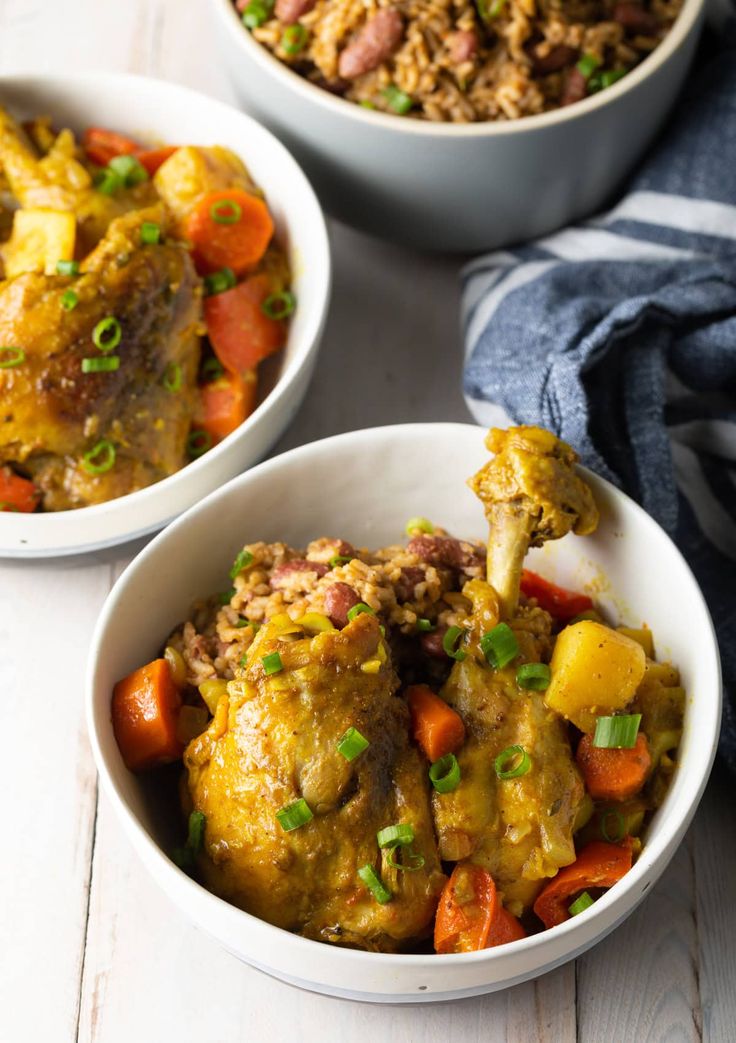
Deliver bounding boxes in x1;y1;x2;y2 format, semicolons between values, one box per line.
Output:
407;535;483;571
614;3;658;33
420;626;448;660
338;8;403;79
533;44;578;75
447;30;478;64
270;559;328;589
395;566;426;603
275;0;316;24
561;67;588;106
324;582;362;628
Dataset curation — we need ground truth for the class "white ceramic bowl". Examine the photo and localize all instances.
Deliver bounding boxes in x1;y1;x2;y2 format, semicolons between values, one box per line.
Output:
87;422;721;1001
0;73;330;558
211;0;704;252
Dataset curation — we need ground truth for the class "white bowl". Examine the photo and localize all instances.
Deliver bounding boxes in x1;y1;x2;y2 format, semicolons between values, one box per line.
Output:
87;422;721;1003
211;0;705;251
0;73;330;558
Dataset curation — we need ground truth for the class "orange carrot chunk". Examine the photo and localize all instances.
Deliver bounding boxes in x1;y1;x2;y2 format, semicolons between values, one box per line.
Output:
406;683;466;763
435;863;497;953
83;126;140;167
112;659;184;772
185;188;274;275
520;569;594;622
197;369;257;443
533;839;634;929
204;274;286;375
0;466;39;513
489;904;527;945
136;146;178;176
576;732;652;802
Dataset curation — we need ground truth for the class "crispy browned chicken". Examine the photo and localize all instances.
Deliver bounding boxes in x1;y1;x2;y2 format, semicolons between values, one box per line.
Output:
184;611;446;950
432;427;597;915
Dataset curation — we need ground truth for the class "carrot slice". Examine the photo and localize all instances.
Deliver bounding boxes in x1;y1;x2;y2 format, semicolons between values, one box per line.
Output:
111;659;184;772
533;839;634;929
185;189;274;275
0;466;39;513
204;274;286;374
197;369;257;443
406;684;466;762
83;126;140;167
520;569;593;622
435;863;497;953
136;146;178;176
576;732;651;802
489;904;527;945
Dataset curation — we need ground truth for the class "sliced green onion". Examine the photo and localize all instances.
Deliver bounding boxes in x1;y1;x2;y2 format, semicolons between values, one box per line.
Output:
162;361;183;393
281;23;308;55
357;864;392;904
81;356;120;373
141;221;161;245
61;289;79;311
442;625;467;662
328;554;353;567
239;654;248;668
218;586;235;605
210;199;242;225
235;618;260;630
429;753;461;794
386;848;425;872
261;291;296;320
377;823;414;849
416;618;434;633
382;85;413;115
481;622;519;668
109;154;149;187
56;259;79;276
600;808;626;844
576;53;601;80
347;602;376;622
81;439;116;475
337;726;370;761
92;316;122;353
230;549;254;578
0;346;25;369
242;0;272;27
516;662;551;691
487;0;507;15
495;744;531;780
172;845;193;870
569;891;594;917
262;651;283;675
600;68;627;88
187;429;212;458
203;267;237;296
359;100;376;110
201;357;225;382
276;797;313;831
593;713;641;749
95;167;124;195
405;516;434;535
187;810;206;854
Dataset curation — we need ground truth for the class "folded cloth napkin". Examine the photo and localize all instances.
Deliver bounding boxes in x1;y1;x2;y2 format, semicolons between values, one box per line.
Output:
461;27;736;771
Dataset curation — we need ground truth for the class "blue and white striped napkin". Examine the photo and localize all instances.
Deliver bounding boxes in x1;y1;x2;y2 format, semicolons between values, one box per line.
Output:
461;27;736;771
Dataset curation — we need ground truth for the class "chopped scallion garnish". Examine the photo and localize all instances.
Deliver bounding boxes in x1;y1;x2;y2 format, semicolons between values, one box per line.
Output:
276;797;313;832
56;259;79;276
201;357;225;382
218;587;235;605
162;361;183;393
516;662;551;690
242;0;273;27
328;554;353;567
141;221;161;245
416;618;434;633
0;346;25;369
569;891;594;917
405;516;434;535
81;439;116;475
337;726;370;761
261;291;296;320
109;154;149;187
382;85;413;115
600;807;626;844
187;810;206;854
442;625;467;662
429;753;461;794
187;429;212;458
357;864;392;904
210;199;242;225
92;316;122;353
281;23;308;55
386;848;425;872
347;602;376;623
576;53;601;80
376;823;414;849
230;549;254;578
203;267;237;296
61;290;79;311
81;356;120;373
494;744;531;780
262;651;283;675
593;713;641;749
481;622;519;668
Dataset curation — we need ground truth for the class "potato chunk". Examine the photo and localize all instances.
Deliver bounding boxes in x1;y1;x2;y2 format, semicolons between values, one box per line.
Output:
545;621;646;733
153;146;257;229
2;207;76;277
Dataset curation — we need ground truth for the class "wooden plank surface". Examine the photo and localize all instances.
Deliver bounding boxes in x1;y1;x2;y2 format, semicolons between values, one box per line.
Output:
0;0;731;1040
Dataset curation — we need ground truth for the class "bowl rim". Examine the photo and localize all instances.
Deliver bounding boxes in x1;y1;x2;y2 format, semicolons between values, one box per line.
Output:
0;70;331;554
212;0;705;138
86;421;722;977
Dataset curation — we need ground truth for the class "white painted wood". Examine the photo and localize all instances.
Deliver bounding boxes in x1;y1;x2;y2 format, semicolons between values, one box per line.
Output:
0;0;727;1040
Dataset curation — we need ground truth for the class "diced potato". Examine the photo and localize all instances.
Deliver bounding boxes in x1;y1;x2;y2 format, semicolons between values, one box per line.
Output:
153;146;257;227
2;208;76;277
617;625;654;659
545;620;647;733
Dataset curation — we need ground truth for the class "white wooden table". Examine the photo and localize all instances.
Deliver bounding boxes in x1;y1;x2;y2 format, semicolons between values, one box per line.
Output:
1;2;734;1040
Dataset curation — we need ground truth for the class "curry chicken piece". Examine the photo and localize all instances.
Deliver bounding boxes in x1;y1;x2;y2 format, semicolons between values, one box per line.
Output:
184;612;446;950
0;205;201;509
431;426;597;916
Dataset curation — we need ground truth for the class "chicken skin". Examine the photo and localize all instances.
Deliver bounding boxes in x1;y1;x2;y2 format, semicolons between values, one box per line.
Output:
431;427;597;915
184;611;446;950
